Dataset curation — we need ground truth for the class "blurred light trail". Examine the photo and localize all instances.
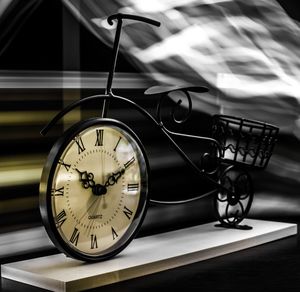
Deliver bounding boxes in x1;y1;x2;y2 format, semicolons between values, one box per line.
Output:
0;226;54;258
63;0;300;138
0;0;42;56
0;0;13;17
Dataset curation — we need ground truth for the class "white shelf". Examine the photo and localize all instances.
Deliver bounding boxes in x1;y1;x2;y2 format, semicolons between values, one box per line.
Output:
1;219;297;291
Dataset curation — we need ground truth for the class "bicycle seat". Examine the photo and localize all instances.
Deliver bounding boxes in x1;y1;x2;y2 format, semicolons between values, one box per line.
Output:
144;85;209;96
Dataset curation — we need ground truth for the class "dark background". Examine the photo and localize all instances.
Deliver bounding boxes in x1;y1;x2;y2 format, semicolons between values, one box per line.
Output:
0;0;299;245
1;1;300;291
0;0;299;238
0;0;135;72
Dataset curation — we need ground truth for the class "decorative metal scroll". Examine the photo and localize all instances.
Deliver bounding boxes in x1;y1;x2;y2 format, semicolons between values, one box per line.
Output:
214;165;254;230
150;85;222;176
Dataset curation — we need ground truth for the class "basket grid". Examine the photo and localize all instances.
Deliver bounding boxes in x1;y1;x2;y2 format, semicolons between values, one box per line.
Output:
212;115;279;169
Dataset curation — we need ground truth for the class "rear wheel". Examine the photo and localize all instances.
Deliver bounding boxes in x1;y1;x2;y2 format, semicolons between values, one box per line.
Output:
214;165;253;229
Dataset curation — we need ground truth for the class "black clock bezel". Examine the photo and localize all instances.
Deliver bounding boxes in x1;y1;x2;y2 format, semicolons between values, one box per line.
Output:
39;117;150;262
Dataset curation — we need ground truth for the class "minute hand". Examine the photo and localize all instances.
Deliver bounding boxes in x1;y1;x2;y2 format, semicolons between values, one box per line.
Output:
104;168;125;188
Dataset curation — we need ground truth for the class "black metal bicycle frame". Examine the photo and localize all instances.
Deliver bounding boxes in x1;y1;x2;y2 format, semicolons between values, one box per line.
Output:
41;13;231;204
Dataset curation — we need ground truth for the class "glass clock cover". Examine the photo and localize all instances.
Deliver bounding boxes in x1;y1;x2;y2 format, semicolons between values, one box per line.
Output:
40;118;149;261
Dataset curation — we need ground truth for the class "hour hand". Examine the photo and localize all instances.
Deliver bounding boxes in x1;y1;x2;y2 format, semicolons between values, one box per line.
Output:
75;169;96;189
104;168;125;188
76;169;107;196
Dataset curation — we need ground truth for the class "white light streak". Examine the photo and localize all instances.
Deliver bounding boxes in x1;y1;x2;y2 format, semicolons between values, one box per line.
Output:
0;0;12;18
63;0;300;136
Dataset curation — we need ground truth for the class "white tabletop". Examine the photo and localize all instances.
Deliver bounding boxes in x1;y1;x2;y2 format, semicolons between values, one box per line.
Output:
1;219;297;291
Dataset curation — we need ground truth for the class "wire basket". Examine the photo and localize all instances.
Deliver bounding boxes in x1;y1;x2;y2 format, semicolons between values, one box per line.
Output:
212;115;279;169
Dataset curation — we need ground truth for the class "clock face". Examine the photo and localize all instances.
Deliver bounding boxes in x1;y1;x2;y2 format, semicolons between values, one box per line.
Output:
40;118;149;261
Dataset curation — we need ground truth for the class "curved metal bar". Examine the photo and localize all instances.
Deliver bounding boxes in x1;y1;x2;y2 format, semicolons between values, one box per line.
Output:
41;93;233;200
171;90;192;124
149;188;217;206
238;200;245;218
156;89;223;175
40;94;109;136
107;13;161;27
156;90;221;147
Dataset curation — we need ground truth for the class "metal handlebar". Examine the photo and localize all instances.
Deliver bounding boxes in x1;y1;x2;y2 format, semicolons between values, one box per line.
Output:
103;13;160;117
107;13;161;27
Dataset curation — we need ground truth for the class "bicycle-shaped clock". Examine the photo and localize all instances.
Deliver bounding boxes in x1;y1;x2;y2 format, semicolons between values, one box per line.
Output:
39;13;279;262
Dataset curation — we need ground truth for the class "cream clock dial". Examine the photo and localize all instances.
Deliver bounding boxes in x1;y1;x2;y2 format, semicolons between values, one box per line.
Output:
40;118;149;261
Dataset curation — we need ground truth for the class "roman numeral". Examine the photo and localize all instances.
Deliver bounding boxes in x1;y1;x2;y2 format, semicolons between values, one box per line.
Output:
74;136;86;154
90;234;98;249
51;186;64;196
123;206;133;220
127;183;139;192
124;157;135;169
113;137;121;151
55;209;67;228
111;226;118;240
58;159;71;171
95;129;104;146
70;227;80;246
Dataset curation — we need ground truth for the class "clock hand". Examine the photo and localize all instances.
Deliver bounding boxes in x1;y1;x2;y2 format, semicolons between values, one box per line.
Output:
104;168;125;188
75;169;96;189
76;168;107;196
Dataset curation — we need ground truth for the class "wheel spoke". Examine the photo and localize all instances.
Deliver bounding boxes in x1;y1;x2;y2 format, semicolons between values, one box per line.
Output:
237;174;251;200
225;203;231;223
237;200;245;218
217;176;232;202
217;191;228;202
